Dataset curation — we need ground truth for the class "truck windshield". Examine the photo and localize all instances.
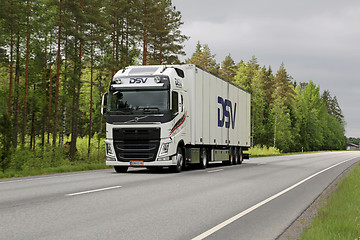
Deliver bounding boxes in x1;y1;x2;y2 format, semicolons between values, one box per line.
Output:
108;89;169;113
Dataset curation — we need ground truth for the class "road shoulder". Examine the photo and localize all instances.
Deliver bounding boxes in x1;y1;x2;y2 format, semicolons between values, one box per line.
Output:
277;161;359;240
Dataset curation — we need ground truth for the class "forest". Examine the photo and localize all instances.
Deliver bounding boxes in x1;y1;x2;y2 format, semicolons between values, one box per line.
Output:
0;0;346;174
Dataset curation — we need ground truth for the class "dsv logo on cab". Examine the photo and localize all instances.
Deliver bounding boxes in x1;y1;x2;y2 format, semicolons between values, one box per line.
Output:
218;96;237;129
130;78;147;84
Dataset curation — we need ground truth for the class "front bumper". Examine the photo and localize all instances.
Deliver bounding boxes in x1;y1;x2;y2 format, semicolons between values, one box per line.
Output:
106;155;177;167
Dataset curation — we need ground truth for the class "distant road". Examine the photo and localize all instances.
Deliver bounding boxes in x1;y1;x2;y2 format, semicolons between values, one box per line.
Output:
1;151;359;240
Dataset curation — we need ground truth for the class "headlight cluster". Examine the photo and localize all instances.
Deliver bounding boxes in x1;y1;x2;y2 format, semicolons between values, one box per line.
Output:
154;76;161;83
113;76;122;84
159;142;170;156
106;143;114;156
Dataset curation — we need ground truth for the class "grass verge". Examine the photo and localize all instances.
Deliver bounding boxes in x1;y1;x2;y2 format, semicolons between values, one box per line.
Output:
0;163;110;179
299;162;360;240
0;135;108;179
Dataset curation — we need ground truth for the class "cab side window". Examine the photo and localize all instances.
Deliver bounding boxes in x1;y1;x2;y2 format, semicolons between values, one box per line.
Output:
180;94;184;112
172;91;178;115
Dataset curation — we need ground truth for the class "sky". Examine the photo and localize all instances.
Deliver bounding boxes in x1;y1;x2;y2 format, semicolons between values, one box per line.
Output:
172;0;360;138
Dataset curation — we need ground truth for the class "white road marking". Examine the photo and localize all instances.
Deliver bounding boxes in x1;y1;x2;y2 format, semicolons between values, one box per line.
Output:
192;157;357;240
66;186;122;196
207;169;224;173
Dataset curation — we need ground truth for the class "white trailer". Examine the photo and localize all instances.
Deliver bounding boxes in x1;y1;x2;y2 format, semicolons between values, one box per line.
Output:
102;64;250;173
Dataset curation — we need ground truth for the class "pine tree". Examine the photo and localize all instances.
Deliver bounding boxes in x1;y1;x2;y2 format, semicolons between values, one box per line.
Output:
250;68;267;146
148;0;188;64
220;54;236;82
234;57;259;93
321;90;344;123
53;0;63;147
21;0;31;145
186;42;219;74
273;63;295;106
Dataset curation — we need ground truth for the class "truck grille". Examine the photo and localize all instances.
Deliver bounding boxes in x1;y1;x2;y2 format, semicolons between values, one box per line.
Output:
113;128;160;162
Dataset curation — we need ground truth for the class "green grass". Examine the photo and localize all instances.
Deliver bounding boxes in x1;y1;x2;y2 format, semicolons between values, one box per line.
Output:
0;163;110;179
0;135;109;179
299;162;360;240
249;145;281;157
249;145;340;158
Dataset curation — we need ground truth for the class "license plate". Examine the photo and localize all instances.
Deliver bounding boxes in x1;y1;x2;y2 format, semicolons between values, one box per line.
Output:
130;161;144;166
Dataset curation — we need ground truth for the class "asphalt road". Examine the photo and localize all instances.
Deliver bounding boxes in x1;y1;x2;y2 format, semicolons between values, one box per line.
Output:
1;151;359;240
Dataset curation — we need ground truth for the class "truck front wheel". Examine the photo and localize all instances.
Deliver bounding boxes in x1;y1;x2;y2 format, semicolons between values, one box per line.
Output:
171;147;184;173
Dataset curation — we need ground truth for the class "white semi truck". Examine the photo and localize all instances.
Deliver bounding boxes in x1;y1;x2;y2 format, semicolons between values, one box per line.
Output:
101;64;251;173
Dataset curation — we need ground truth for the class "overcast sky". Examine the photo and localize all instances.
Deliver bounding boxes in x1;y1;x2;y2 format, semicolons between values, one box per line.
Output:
172;0;360;138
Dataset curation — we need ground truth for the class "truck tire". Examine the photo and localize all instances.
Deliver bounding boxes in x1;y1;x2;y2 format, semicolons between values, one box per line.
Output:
114;166;128;173
234;148;239;165
171;147;184;173
200;148;208;169
231;151;237;165
224;153;232;165
238;151;243;164
227;147;235;165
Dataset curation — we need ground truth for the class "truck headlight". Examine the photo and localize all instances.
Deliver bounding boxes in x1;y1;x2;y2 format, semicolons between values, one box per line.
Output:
159;142;170;156
113;76;122;84
154;76;161;83
106;143;114;156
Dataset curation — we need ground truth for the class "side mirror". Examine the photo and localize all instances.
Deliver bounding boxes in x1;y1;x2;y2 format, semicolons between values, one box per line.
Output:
101;93;108;115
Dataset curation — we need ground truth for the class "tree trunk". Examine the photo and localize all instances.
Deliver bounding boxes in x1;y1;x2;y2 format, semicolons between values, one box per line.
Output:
22;0;31;146
8;30;13;117
142;29;147;65
142;1;148;65
159;36;163;65
125;0;130;66
97;71;104;154
47;64;52;144
70;40;82;161
41;41;47;147
112;1;116;77
13;32;21;149
30;109;35;150
60;104;66;147
88;48;94;155
115;18;120;67
53;0;63;147
273;114;277;148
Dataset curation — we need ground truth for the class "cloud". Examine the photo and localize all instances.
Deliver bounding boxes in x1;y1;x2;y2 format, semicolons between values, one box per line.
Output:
174;0;360;137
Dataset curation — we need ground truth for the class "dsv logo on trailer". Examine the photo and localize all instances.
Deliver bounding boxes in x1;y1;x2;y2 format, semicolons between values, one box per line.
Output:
218;96;237;129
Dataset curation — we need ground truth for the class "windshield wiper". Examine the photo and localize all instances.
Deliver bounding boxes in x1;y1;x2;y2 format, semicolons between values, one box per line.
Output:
110;109;133;115
139;107;160;113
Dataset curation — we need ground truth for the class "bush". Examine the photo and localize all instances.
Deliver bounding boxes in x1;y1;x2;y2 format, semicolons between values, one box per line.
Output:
0;91;12;172
250;145;281;156
0;134;107;179
0;113;12;172
10;147;70;172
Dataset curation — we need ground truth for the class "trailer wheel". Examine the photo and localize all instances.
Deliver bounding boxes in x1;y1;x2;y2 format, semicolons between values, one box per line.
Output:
227;152;234;166
227;147;236;165
171;147;184;173
238;151;243;164
237;148;243;164
200;148;208;169
232;150;237;165
114;166;128;173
